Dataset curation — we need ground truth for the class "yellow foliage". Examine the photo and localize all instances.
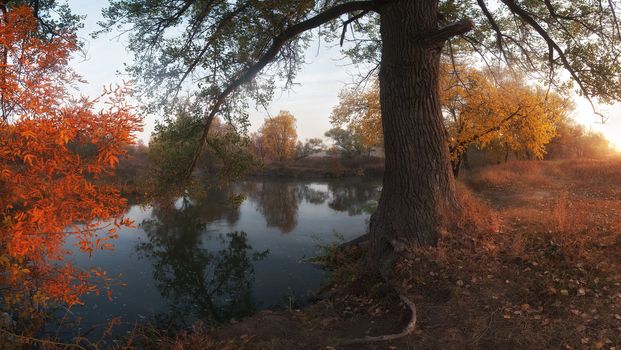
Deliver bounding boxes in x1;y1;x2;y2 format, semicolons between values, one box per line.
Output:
330;65;571;162
442;65;570;160
330;80;383;149
259;110;298;162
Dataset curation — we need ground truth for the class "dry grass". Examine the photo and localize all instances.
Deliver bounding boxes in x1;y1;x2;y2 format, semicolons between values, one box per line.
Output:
453;182;501;234
466;160;553;191
393;159;621;349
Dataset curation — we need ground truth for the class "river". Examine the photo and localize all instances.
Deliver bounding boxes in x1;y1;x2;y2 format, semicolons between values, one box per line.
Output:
54;177;381;338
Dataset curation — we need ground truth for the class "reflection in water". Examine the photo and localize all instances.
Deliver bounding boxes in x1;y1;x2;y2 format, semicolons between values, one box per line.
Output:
243;179;376;233
328;181;379;216
245;181;300;233
35;178;380;338
133;179;380;327
138;192;268;326
295;183;330;205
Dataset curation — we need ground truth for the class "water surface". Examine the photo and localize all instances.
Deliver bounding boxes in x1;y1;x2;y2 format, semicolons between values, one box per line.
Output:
62;177;380;335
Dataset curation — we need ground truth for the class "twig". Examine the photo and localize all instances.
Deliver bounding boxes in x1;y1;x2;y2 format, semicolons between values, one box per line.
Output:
340;11;370;46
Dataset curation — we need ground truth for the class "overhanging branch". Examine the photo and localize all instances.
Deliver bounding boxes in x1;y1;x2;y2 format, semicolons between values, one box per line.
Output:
185;0;380;176
500;0;607;123
477;0;507;59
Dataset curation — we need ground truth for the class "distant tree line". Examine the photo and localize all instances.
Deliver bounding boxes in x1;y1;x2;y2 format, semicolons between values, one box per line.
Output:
120;69;615;185
545;118;613;160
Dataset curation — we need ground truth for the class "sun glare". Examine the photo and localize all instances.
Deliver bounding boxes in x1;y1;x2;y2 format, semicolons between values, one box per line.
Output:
593;122;621;152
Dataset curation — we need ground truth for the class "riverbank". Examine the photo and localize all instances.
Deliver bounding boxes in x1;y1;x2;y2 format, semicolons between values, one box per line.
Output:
110;156;385;199
246;158;385;178
5;160;620;349
148;159;621;349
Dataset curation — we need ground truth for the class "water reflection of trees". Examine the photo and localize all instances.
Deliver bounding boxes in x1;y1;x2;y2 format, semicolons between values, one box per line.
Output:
243;179;379;233
296;184;330;205
244;181;300;233
138;190;268;326
327;181;379;216
149;185;241;226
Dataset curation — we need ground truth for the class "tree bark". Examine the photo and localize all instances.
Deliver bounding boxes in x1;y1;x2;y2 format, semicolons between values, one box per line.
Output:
370;0;459;270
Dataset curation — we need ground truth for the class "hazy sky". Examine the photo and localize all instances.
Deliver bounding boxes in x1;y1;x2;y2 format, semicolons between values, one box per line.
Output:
67;1;621;149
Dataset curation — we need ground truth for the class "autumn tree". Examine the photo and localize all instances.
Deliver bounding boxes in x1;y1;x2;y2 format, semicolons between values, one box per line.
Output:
0;5;141;309
249;132;268;163
101;0;621;329
258;110;297;162
331;67;569;175
442;66;569;175
330;79;383;151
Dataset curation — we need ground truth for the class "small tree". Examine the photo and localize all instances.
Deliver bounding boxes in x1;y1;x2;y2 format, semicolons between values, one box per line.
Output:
330;80;383;150
149;102;254;187
258;110;298;162
249;132;268;163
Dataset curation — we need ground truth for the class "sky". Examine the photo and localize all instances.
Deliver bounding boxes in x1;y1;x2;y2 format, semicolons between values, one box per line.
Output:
66;1;621;149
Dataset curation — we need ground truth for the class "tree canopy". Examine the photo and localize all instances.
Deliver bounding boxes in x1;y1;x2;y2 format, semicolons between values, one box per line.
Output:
148;100;254;191
330;65;571;173
325;126;375;158
330;79;383;151
99;0;621;125
443;65;569;171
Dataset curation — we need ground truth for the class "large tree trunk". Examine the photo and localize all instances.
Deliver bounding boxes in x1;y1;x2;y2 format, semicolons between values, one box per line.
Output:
370;0;459;271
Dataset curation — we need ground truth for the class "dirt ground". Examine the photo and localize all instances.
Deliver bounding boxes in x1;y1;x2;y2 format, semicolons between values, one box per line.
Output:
199;160;621;350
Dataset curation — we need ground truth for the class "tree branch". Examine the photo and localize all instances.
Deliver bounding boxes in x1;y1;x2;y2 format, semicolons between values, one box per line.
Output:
449;107;524;155
185;0;380;176
340;10;370;46
422;19;474;46
173;2;251;94
476;0;507;59
500;0;607;122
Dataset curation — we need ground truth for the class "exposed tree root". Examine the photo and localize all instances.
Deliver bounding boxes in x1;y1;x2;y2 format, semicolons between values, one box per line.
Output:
340;235;418;345
341;291;417;345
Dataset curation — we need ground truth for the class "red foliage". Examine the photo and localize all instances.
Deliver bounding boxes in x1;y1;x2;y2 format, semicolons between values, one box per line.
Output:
0;6;142;307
